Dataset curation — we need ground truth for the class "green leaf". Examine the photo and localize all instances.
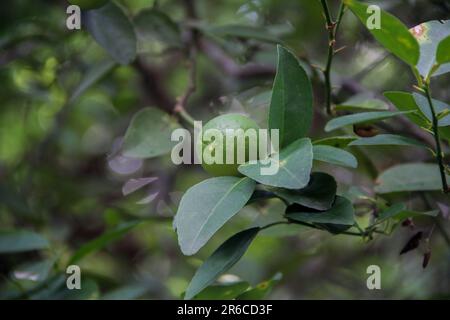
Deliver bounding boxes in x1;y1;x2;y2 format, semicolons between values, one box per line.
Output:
411;20;450;77
134;8;182;48
286;196;355;226
185;227;260;300
413;93;450;127
437;35;450;65
237;273;282;300
0;230;49;254
345;0;420;66
313;145;358;169
269;45;313;148
349;134;427;148
271;172;337;210
383;91;429;127
392;210;440;222
335;94;389;112
325;111;410;132
375;163;450;194
122;107;181;159
375;203;407;224
86;2;137;65
69;221;140;264
69;59;116;103
238;138;313;190
192;281;250;300
313;136;357;148
175;177;256;256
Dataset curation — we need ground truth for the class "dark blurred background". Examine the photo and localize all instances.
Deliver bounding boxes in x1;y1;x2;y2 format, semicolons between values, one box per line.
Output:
0;0;449;299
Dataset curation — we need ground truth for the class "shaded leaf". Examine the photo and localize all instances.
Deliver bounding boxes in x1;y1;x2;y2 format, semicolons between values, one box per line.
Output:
122;107;181;159
325;111;411;132
134;8;182;48
185;227;260;300
237;273;282;300
193;281;250;300
349;134;427;148
271;172;337;211
175;177;256;256
0;230;49;254
313;136;357;148
335;95;388;112
69;59;116;103
269;45;313;148
69;221;140;264
313;145;358;169
86;2;137;65
239;138;313;189
384;91;429;127
375;163;450;193
413;93;450;127
286;196;355;226
345;0;420;66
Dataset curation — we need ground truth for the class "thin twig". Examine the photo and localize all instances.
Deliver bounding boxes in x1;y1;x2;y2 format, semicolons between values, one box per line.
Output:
320;0;346;115
423;84;449;193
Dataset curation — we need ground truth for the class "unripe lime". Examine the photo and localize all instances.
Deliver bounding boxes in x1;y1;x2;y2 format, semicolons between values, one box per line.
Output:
197;114;261;177
68;0;109;10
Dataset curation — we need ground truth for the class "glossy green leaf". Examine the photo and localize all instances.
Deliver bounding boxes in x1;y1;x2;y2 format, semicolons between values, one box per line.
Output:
271;172;337;210
175;177;256;256
313;136;357;148
437;35;450;65
122;107;181;159
325;111;410;132
269;45;313;148
349;134;427;148
335;95;388;112
413;93;450;127
286;196;355;226
313;145;358;169
238;138;313;189
134;8;182;48
375;163;450;193
345;0;420;66
69;221;140;264
411;20;450;77
384;91;430;127
185;227;260;300
0;230;49;254
86;2;137;65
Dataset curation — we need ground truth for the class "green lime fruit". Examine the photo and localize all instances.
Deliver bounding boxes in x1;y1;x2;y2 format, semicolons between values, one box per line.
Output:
68;0;109;10
197;114;261;177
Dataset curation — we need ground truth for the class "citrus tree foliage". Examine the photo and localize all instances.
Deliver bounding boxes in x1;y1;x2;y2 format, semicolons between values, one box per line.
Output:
0;0;449;300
